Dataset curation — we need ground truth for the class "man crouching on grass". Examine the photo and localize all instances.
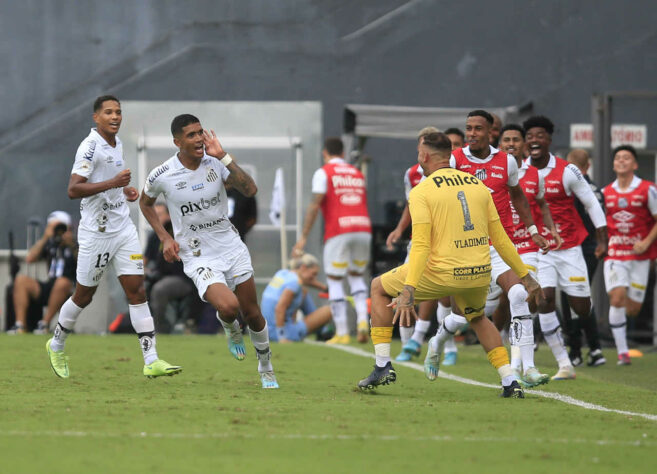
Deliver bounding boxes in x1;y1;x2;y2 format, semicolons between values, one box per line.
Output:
357;131;542;398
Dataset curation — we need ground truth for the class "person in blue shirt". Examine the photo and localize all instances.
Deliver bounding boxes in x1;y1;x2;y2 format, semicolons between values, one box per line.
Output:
262;254;332;342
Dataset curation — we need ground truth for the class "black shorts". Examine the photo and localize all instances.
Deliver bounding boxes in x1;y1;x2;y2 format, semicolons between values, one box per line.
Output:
37;279;56;306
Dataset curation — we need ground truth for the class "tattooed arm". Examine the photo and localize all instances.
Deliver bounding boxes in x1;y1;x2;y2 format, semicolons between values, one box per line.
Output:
224;162;257;197
202;129;257;197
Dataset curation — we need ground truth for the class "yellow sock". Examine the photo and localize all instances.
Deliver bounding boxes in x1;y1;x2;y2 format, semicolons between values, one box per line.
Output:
371;326;393;345
371;327;394;367
487;346;510;369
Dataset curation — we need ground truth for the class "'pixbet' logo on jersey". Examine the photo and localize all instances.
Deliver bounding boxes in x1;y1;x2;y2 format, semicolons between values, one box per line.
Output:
180;192;222;216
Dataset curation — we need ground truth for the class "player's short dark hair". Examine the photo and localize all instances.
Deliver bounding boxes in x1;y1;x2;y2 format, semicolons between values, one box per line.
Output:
500;123;525;139
171;114;201;137
522;116;554;135
444;128;465;140
324;137;344;156
421;132;452;154
612;144;638;160
467;109;494;125
93;95;120;112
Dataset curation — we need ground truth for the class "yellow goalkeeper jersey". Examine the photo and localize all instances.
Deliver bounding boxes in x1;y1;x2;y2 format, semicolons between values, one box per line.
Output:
406;166;526;288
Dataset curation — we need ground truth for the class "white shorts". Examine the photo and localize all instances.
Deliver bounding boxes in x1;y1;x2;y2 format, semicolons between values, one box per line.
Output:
520;252;539;278
538;246;590;297
183;241;254;301
490;246;512;283
76;224;144;287
323;232;371;277
604;259;651;303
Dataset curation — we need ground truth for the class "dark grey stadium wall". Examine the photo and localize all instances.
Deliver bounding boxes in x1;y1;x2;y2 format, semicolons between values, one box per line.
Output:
2;0;657;244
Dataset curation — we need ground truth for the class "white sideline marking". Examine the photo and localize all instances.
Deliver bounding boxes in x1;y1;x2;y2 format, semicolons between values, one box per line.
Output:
0;430;653;447
307;341;657;422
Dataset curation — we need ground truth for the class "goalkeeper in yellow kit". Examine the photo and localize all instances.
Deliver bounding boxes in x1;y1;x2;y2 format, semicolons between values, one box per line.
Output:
358;132;542;398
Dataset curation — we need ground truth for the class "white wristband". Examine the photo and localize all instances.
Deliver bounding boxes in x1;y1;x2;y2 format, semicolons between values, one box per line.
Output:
527;225;538;236
220;154;233;167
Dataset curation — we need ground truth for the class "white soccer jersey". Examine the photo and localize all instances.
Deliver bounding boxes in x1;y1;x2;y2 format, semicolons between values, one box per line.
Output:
71;128;131;233
144;153;239;260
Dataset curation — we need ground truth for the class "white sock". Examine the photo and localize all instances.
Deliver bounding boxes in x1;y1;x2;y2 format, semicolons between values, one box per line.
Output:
510;316;535;370
539;311;570;368
328;278;348;336
431;313;466;352
399;326;414;345
50;298;83;351
347;275;369;325
498;363;515;386
609;306;629;355
510;345;522;370
130;303;158;364
411;319;430;345
249;322;273;372
216;312;241;334
436;303;457;352
374;343;391;367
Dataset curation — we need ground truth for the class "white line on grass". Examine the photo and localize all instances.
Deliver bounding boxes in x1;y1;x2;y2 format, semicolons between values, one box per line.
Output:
0;430;653;447
307;341;657;422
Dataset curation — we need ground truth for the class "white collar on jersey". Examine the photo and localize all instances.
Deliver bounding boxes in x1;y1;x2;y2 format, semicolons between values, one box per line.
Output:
90;128;120;147
611;175;641;192
463;145;500;162
328;157;345;164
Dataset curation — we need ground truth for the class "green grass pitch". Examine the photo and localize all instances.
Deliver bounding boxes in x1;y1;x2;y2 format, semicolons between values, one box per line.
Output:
1;334;655;473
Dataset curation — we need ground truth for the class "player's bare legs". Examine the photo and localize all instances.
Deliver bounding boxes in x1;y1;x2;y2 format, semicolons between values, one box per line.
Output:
302;306;333;334
235;277;277;386
10;274;41;333
348;270;370;343
608;286;637;365
206;282;247;359
326;275;350;344
358;277;397;389
39;277;73;332
537;287;579;378
207;278;277;386
396;299;436;361
426;301;522;397
496;270;547;384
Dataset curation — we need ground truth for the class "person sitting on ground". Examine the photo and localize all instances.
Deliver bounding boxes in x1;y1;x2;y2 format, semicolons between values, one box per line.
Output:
143;203;203;333
8;211;77;334
261;253;332;343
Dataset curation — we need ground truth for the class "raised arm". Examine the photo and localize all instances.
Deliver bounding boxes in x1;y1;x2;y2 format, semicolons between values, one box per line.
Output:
203;129;257;197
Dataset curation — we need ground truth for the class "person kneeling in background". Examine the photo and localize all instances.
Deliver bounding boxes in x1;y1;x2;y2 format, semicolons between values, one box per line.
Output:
261;254;332;343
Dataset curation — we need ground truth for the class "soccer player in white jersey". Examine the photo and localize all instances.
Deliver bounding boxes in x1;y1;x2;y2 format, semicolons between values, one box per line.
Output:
45;95;182;379
140;114;278;389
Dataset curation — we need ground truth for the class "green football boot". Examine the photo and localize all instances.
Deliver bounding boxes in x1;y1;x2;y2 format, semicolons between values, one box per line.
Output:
143;360;183;378
46;338;69;379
